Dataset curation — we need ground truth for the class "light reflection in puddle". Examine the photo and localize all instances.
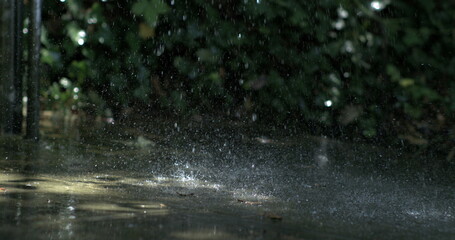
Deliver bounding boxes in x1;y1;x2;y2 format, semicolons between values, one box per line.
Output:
171;229;236;240
148;175;225;191
0;173;111;196
78;201;169;216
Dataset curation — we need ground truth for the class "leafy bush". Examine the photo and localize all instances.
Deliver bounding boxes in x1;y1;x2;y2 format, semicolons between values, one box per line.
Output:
40;0;455;146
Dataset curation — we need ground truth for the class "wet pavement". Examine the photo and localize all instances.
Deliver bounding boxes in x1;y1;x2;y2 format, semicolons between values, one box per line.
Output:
0;118;454;239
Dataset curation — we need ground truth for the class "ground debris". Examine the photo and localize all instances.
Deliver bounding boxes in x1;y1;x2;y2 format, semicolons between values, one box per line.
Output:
237;199;262;205
176;192;194;197
263;212;283;221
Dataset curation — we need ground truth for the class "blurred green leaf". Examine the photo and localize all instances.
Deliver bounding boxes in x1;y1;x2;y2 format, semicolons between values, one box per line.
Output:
39;0;455;143
132;0;169;27
399;78;414;87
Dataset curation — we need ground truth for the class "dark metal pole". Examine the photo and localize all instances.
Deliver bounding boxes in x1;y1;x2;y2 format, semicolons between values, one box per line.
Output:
0;0;16;135
0;0;4;134
13;0;24;135
25;0;42;141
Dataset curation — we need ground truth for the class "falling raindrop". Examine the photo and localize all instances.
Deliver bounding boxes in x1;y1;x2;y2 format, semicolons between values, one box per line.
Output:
155;45;165;56
78;30;86;38
324;100;333;107
343;40;354;53
252;113;258;122
333;19;345;30
371;1;383;10
60;78;70;88
87;17;98;24
370;0;390;11
337;6;349;18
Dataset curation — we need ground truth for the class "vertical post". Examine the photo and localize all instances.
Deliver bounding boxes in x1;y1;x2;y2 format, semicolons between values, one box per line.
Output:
0;0;3;134
25;0;42;141
0;0;16;135
13;0;24;135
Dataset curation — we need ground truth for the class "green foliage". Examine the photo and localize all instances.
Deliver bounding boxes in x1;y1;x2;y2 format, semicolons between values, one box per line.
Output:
40;0;455;143
132;0;169;27
43;78;82;111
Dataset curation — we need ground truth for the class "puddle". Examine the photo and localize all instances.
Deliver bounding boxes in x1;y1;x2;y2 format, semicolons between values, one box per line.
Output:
0;121;454;239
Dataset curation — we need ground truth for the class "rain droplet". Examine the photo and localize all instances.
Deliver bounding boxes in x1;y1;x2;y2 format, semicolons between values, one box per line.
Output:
343;40;354;53
252;113;258;122
371;0;390;11
337;6;349;18
155;45;165;56
333;19;345;30
324;100;333;107
78;30;86;38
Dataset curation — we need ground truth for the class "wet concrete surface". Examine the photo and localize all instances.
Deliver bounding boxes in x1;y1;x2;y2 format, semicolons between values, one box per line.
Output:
0;119;454;239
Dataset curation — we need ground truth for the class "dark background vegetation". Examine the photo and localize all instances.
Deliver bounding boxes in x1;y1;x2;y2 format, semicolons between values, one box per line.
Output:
33;0;455;159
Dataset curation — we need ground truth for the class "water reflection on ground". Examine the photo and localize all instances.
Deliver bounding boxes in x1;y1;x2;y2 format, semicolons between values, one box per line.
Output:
0;117;454;239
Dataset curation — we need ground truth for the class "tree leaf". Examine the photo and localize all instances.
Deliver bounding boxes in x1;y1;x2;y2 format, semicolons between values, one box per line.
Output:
132;0;169;27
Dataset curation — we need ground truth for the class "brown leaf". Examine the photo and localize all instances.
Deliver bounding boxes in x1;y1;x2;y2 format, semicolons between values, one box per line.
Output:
139;23;155;39
263;212;283;221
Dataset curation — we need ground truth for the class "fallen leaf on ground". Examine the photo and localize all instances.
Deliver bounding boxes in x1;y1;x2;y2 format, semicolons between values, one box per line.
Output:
176;192;194;197
263;212;283;221
237;199;262;205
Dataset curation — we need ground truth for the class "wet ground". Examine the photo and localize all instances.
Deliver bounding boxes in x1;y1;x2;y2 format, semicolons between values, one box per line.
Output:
0;117;454;239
